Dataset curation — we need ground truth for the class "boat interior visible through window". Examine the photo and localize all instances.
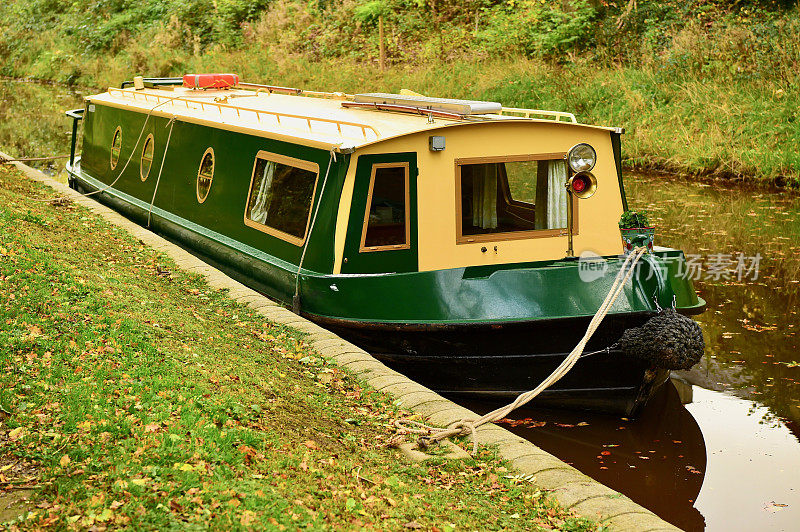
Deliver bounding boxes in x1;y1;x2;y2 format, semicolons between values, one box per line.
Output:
245;156;318;242
460;159;568;237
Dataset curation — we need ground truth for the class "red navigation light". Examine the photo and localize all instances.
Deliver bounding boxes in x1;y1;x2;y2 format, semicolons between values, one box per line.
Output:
568;171;597;199
572;175;588;193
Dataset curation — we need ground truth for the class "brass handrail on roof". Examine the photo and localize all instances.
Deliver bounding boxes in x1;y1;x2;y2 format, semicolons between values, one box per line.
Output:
499;107;577;123
106;87;380;140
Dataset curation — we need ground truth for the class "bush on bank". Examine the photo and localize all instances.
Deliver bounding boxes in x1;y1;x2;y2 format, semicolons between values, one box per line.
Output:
0;0;798;185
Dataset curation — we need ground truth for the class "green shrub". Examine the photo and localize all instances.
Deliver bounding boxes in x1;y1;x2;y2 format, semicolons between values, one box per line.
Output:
619;210;652;229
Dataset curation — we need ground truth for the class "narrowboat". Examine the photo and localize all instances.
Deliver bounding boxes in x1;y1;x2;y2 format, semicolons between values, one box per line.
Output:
65;74;705;416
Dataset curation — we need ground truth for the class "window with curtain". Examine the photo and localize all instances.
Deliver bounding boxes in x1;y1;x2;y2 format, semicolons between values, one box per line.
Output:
458;158;568;239
244;154;318;245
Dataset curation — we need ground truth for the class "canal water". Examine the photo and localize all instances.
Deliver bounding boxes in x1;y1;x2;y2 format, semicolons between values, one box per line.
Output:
2;79;798;530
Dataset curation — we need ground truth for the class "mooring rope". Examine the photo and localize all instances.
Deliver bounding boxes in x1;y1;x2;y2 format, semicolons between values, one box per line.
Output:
391;246;648;454
146;116;177;227
0;155;70;163
292;149;336;314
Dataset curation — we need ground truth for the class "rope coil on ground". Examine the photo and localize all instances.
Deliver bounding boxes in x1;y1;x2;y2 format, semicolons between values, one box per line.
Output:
391;246;649;454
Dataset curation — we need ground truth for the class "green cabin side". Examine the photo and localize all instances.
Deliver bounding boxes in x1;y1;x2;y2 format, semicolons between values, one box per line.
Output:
80;102;348;279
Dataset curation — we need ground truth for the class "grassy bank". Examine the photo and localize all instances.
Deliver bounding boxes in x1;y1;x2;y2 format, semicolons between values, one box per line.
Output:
0;1;798;186
0;165;595;530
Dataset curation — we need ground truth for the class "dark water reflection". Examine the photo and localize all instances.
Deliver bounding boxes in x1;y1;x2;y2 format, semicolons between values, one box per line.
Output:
2;82;799;531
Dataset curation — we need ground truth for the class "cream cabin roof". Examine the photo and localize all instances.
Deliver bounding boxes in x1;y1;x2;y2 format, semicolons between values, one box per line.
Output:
88;85;611;152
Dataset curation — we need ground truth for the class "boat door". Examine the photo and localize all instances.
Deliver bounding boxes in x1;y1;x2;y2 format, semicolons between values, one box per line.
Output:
340;153;418;274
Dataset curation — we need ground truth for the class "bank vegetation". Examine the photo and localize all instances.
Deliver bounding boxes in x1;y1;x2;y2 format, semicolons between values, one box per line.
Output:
0;0;798;185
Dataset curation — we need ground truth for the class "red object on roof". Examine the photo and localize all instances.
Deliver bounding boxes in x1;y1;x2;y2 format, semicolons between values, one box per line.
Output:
182;73;239;90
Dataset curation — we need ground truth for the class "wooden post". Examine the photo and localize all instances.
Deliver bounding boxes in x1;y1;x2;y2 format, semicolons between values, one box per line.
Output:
379;15;386;72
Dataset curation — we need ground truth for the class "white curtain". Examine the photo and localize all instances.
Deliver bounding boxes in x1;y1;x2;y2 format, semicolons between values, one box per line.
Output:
547;160;568;229
472;164;498;229
249;160;275;224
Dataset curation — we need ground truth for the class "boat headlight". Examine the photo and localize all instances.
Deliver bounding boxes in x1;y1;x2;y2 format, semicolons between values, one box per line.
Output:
567;143;596;173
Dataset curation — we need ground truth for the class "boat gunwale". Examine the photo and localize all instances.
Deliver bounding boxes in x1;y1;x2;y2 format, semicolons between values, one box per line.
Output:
302;299;707;329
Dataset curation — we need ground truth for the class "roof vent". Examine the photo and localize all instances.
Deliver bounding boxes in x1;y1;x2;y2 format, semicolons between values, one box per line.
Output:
353;93;502;115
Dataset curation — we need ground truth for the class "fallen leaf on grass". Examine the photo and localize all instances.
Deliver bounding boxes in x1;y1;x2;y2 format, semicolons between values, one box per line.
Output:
59;454;71;467
241;510;257;526
90;492;105;506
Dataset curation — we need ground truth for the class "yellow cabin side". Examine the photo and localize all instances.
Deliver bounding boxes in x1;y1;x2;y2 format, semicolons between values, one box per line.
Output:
334;120;624;274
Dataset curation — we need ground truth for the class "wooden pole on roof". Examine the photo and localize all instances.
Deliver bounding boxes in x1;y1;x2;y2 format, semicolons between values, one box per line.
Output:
379;15;386;72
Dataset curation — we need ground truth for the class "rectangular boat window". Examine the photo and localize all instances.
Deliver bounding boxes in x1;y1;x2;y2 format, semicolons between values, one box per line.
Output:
360;163;410;252
456;154;571;243
244;152;319;246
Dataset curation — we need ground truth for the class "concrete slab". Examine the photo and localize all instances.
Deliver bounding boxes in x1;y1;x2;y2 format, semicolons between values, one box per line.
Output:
522;466;594;490
573;496;659;522
548;481;622;509
604;512;682;531
364;375;411;391
390;390;443;410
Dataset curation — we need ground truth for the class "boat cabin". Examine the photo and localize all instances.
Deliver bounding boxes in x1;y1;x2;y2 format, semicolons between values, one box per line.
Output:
71;79;627;281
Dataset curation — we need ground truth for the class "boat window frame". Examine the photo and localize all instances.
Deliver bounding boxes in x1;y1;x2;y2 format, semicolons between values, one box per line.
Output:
243;150;321;247
110;126;122;170
454;153;578;245
196;147;215;204
359;162;411;253
140;133;154;182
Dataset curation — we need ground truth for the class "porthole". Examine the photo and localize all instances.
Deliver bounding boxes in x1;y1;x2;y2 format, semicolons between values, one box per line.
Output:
196;148;215;203
140;134;154;181
110;126;122;170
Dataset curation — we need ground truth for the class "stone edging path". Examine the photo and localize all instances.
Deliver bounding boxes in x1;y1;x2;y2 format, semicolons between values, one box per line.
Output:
4;154;681;531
